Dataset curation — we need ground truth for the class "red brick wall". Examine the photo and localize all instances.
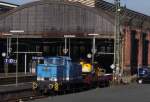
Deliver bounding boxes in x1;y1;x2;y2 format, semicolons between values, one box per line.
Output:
124;27;131;69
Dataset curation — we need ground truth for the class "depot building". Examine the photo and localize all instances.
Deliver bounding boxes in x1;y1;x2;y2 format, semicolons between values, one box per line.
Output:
0;0;150;75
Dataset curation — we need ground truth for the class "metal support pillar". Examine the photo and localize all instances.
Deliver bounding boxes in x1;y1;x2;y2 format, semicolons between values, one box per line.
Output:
88;34;98;72
8;37;11;54
92;36;96;72
64;37;67;55
5;37;9;76
3;34;13;77
113;0;122;83
25;53;27;75
16;35;18;87
69;38;71;57
63;35;75;56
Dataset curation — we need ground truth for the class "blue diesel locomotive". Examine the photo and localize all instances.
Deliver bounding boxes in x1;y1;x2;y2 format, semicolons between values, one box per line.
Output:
32;56;83;94
32;56;112;94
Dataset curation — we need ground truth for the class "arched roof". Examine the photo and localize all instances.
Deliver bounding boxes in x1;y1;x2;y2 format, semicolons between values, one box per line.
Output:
0;0;114;38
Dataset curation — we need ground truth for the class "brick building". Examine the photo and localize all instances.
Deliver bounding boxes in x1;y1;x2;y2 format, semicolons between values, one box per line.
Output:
0;0;150;74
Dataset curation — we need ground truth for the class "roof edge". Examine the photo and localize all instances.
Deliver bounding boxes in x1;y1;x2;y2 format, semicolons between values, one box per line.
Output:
0;1;19;8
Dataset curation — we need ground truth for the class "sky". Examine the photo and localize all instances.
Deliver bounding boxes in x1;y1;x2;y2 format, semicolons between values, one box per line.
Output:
0;0;150;16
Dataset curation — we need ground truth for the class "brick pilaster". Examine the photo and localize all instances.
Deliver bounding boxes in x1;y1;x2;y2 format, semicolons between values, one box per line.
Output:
147;31;150;67
137;30;143;68
124;27;131;71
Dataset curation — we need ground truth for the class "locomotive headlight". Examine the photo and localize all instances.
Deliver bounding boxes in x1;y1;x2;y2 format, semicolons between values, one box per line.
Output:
41;77;44;81
37;77;41;81
37;77;44;81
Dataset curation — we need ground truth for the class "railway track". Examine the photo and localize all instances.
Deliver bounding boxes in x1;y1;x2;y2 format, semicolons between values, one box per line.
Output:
2;84;99;102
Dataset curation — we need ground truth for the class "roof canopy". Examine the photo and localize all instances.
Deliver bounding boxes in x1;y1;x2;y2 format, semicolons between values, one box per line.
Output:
0;0;150;38
0;0;114;38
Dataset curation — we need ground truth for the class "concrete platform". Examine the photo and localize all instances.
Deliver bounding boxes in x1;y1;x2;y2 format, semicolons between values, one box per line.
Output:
0;72;35;78
0;82;32;93
0;73;36;85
